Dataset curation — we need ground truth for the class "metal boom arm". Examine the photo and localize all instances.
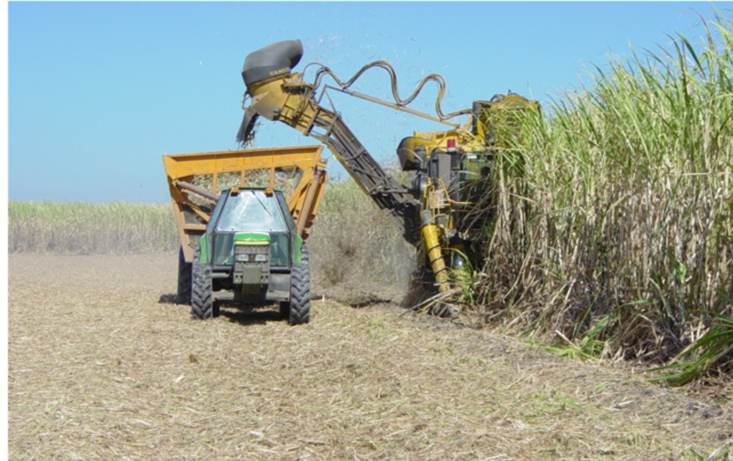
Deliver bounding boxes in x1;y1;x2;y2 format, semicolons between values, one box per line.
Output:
238;42;421;245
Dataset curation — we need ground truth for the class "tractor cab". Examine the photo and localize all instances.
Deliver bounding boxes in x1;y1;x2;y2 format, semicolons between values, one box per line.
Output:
205;187;300;271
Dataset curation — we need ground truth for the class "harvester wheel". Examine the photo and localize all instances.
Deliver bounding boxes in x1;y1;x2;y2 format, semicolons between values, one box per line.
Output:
175;246;192;304
287;263;311;325
191;248;214;320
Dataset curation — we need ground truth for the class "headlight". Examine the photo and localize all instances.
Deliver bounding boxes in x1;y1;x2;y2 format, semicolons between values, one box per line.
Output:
235;253;268;262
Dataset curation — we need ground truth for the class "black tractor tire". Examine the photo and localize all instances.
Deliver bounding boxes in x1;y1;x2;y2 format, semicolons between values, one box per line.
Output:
175;246;192;304
287;263;311;325
191;248;214;320
300;244;310;264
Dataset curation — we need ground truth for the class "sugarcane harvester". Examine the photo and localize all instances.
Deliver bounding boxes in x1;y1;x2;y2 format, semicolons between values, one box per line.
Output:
237;40;538;298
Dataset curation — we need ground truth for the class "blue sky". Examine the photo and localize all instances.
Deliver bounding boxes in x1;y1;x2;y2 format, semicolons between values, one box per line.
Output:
7;1;728;203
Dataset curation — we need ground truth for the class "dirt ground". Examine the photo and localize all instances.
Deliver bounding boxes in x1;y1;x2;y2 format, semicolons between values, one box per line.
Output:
8;253;733;461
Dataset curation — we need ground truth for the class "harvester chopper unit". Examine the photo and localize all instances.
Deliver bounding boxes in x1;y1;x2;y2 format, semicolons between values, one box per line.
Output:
237;39;539;297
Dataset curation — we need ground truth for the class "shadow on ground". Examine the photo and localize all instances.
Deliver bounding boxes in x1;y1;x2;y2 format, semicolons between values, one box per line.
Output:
220;307;284;326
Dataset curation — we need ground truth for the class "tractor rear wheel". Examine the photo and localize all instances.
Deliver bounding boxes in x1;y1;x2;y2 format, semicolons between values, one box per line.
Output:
175;246;192;304
191;248;213;320
287;263;311;325
300;244;310;264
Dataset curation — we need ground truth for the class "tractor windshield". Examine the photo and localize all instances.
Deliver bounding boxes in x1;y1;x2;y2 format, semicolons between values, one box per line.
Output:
216;189;288;233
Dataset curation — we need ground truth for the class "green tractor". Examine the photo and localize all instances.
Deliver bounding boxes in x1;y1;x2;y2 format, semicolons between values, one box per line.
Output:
190;186;311;325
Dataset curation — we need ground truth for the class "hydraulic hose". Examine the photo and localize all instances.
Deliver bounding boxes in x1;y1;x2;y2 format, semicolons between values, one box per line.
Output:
305;61;471;122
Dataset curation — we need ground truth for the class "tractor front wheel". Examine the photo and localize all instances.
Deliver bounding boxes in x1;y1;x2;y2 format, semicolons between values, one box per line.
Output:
191;248;214;320
286;263;311;325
